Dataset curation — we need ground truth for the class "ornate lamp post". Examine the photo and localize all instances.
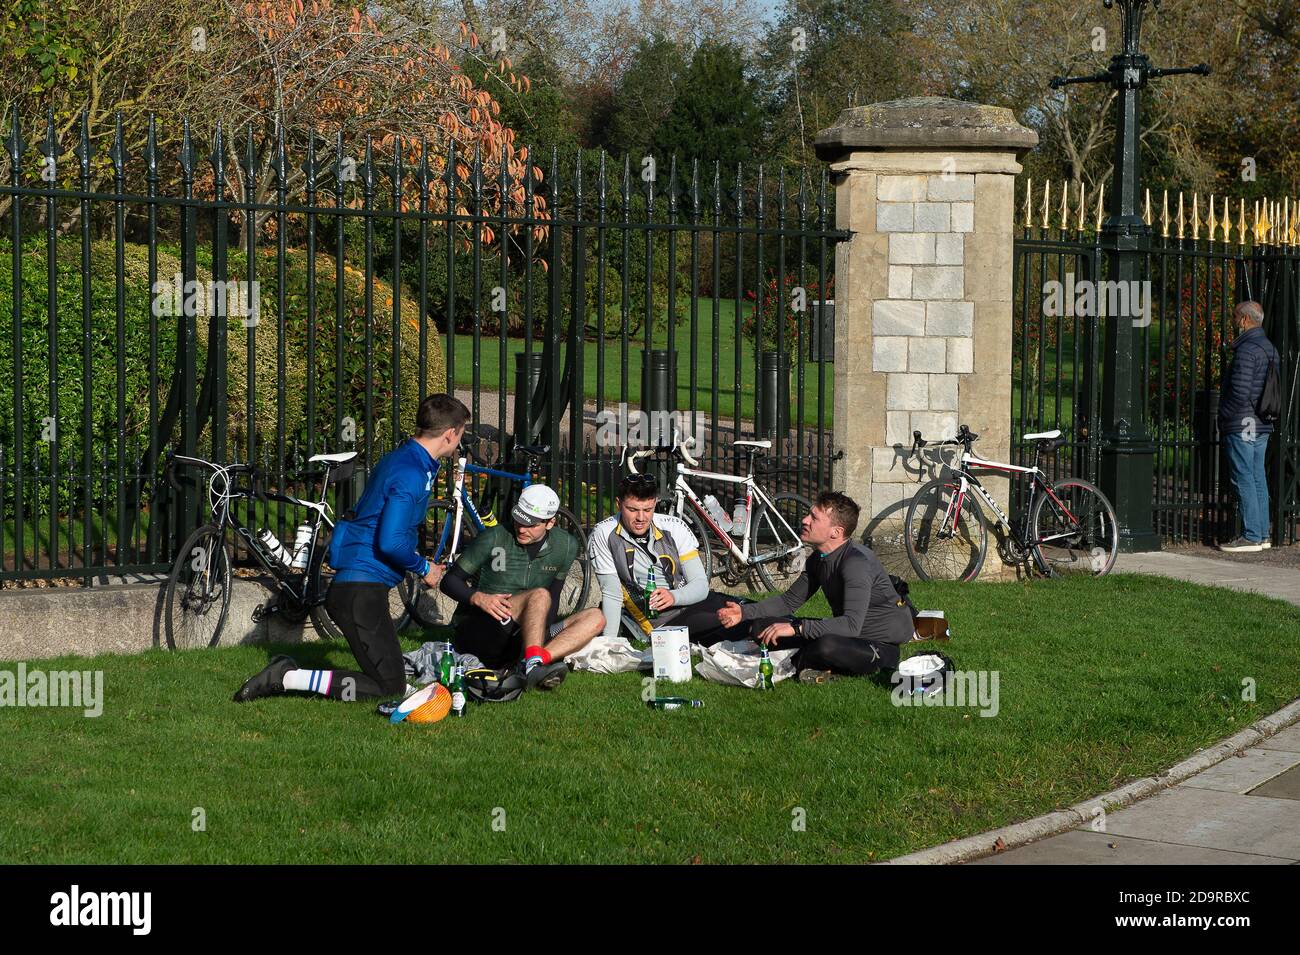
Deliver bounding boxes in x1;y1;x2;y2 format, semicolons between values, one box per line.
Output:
1051;0;1209;552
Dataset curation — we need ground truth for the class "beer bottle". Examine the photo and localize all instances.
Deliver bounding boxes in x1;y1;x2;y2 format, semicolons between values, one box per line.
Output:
451;665;466;717
758;646;774;690
646;697;703;710
644;565;658;620
438;641;455;686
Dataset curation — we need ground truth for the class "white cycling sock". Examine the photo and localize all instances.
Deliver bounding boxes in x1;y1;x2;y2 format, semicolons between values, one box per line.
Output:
282;669;333;696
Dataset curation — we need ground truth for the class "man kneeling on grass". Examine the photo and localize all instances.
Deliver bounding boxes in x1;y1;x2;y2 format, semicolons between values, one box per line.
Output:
233;393;467;704
717;491;914;683
440;483;604;690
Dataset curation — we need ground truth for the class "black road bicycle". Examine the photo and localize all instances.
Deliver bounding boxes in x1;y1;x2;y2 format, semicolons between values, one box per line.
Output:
162;450;407;649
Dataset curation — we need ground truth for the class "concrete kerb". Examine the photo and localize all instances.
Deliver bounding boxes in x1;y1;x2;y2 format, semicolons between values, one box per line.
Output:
883;695;1300;865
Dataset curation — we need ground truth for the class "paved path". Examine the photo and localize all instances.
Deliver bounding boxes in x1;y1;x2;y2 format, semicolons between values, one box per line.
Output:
1115;550;1300;608
973;548;1300;864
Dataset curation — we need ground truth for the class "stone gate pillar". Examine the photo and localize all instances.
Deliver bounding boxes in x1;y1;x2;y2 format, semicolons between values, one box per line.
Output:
815;97;1037;576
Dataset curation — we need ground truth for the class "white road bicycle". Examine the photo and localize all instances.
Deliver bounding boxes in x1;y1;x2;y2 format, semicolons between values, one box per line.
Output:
625;433;812;589
904;423;1119;581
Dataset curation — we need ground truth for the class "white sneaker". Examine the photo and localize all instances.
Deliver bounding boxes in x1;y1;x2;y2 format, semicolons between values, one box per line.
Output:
1219;537;1263;553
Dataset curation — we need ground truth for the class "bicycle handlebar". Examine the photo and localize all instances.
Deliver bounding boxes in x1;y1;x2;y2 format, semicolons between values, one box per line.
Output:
167;454;266;498
911;426;979;454
624;433;700;474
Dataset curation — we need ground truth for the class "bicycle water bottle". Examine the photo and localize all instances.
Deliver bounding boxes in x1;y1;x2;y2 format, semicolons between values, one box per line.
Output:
257;528;294;569
289;522;314;569
702;494;732;532
731;498;749;536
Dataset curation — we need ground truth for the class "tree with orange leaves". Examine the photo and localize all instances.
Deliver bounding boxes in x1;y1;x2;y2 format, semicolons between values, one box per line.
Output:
195;0;548;249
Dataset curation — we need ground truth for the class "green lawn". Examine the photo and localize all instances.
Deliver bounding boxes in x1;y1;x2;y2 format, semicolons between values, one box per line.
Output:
4;573;1298;863
449;299;835;429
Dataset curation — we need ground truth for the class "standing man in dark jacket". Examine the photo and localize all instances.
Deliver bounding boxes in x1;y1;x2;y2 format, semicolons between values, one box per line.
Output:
717;491;914;683
1218;301;1280;552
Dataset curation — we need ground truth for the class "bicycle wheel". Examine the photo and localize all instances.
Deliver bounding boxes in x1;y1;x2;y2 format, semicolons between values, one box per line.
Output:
164;524;232;650
1029;477;1118;578
904;476;988;582
307;525;415;638
751;492;813;591
552;506;592;615
658;497;714;581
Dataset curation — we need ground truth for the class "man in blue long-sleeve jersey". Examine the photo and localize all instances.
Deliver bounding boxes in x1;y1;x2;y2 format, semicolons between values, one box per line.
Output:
233;394;470;703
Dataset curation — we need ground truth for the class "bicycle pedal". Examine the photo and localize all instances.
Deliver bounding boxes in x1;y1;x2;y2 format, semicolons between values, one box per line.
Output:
251;602;279;622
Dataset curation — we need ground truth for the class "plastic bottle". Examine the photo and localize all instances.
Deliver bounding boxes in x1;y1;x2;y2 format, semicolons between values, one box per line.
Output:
758;646;774;690
732;498;749;536
289;522;314;569
257;528;294;569
702;494;732;532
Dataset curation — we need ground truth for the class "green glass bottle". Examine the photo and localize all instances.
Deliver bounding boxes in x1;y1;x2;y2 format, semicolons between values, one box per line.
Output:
646;697;703;710
758;646;774;690
644;565;658;620
451;665;466;717
438;641;455;686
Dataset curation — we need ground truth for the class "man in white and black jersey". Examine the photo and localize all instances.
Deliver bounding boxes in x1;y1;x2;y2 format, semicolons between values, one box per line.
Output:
588;472;750;646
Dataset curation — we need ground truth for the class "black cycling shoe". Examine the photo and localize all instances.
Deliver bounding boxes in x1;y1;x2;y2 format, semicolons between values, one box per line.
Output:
526;660;568;690
232;654;299;703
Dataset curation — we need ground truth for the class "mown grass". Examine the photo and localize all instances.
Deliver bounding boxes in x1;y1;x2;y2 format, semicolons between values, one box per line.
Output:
3;574;1297;863
450;298;834;429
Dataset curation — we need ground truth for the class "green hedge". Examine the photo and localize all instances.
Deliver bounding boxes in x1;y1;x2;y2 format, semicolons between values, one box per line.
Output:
0;239;446;518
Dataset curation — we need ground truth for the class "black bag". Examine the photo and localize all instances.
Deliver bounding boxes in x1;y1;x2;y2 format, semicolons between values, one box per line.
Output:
1257;358;1282;422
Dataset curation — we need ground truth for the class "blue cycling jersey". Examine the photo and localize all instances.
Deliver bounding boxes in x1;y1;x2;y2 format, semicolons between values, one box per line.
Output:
329;438;438;586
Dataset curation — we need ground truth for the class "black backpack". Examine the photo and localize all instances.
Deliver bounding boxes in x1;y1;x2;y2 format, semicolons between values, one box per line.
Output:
1257;356;1282;422
889;574;918;617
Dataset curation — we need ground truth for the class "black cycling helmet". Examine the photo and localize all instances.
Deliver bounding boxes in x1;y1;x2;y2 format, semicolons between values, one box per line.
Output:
462;666;527;703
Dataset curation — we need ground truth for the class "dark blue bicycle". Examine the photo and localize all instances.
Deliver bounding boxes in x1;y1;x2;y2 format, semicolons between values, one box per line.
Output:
401;436;592;628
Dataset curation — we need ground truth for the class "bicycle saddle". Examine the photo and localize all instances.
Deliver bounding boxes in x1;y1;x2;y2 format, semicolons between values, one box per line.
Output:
515;444;550;456
733;439;772;451
1022;429;1061;442
309;451;358;465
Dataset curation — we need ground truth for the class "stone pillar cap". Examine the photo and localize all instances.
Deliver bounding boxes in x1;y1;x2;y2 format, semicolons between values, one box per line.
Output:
815;96;1038;162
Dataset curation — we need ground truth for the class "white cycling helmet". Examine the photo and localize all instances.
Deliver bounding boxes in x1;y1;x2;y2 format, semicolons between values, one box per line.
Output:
511;483;560;526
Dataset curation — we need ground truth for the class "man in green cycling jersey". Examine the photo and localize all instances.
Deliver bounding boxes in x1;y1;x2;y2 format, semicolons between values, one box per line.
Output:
440;484;604;690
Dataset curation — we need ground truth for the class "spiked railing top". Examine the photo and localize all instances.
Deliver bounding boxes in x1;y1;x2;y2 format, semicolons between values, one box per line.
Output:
1018;177;1298;246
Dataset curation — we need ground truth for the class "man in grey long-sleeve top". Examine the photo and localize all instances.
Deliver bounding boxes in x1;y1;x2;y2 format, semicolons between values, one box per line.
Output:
718;491;915;681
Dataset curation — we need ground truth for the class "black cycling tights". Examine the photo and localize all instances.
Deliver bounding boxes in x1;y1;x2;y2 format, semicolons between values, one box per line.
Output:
319;582;408;699
768;630;900;676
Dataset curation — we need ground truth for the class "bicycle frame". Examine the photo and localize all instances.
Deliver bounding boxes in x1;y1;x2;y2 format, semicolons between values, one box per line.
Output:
936;448;1082;550
431;455;534;562
670;457;803;566
174;454;336;608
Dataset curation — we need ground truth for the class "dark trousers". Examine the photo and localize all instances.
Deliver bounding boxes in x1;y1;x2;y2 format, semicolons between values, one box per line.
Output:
453;605;525;669
768;632;900;676
321;582;408;699
657;591;752;646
